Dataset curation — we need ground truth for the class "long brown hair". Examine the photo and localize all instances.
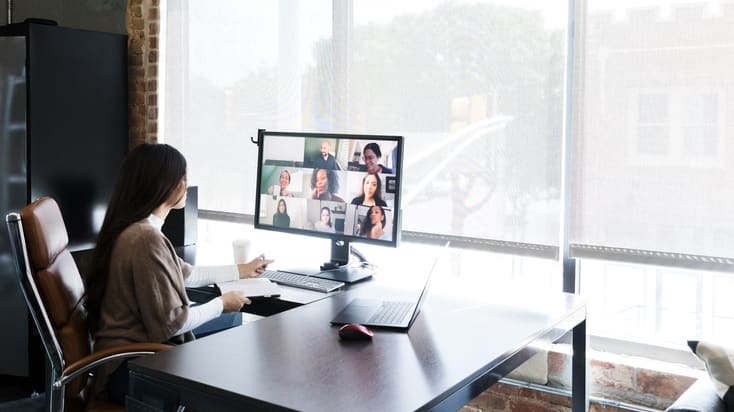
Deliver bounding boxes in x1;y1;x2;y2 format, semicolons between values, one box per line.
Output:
86;143;187;332
359;205;386;237
358;172;383;202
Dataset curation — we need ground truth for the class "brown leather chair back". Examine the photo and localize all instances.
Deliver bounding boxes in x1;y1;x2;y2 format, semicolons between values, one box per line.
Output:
20;197;92;410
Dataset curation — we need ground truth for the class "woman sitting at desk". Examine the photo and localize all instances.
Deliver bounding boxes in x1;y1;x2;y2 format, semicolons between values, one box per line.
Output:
85;143;273;405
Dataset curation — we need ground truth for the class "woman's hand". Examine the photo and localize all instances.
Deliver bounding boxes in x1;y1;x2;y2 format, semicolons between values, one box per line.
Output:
237;255;275;278
220;291;250;312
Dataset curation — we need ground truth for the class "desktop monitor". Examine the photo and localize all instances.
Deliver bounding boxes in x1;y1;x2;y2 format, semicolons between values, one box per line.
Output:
254;129;403;283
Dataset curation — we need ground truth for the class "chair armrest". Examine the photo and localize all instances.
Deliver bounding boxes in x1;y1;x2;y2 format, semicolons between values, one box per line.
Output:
59;343;172;387
666;378;726;412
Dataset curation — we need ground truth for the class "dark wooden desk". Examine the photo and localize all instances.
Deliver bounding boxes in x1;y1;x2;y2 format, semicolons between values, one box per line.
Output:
127;283;588;412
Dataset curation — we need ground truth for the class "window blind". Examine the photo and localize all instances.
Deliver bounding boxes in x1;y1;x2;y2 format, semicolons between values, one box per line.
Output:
570;1;734;271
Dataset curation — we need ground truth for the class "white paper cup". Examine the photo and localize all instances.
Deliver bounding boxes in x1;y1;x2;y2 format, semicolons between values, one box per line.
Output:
232;238;252;264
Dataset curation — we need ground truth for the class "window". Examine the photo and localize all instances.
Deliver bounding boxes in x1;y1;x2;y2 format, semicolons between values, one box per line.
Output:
162;0;734;353
573;0;734;346
163;0;568;250
682;92;719;157
164;1;332;214
581;259;734;345
635;93;669;156
572;1;734;259
631;90;722;163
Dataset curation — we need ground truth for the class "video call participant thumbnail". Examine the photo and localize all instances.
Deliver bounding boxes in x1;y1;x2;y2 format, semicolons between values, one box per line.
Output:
310;169;345;203
359;205;388;240
350;172;387;207
312;140;337;170
360;142;392;174
273;198;290;228
314;206;336;233
267;169;295;198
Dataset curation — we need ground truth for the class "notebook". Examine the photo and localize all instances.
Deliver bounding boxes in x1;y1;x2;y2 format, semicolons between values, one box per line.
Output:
330;242;449;330
216;277;281;298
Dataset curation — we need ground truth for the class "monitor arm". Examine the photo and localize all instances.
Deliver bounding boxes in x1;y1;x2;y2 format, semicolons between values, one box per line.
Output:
350;246;368;263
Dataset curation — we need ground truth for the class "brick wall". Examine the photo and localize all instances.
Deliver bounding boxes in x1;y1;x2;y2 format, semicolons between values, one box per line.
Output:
461;348;702;412
126;0;159;147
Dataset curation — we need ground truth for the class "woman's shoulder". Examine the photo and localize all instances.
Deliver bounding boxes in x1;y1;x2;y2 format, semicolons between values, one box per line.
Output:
377;199;388;207
350;196;363;204
117;220;168;250
119;220;157;238
109;221;177;272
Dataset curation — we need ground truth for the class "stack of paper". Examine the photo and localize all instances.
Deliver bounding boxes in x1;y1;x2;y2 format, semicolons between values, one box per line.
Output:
217;278;281;297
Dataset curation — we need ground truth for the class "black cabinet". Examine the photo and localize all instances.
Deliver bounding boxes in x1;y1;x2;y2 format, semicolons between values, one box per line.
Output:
0;22;127;379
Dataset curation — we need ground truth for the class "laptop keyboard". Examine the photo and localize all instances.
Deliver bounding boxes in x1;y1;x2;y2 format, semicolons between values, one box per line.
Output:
367;301;413;325
261;270;344;293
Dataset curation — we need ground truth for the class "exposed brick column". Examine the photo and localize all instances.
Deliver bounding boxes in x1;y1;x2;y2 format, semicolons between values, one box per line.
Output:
126;0;160;148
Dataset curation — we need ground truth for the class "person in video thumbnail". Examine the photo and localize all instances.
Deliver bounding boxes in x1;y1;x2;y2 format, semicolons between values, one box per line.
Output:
360;205;387;240
350;173;387;207
273;198;291;228
310;168;345;202
314;206;336;233
267;169;295;197
313;139;337;170
361;142;393;174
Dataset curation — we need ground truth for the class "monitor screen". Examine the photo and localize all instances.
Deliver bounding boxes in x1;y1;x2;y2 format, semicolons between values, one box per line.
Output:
254;130;403;278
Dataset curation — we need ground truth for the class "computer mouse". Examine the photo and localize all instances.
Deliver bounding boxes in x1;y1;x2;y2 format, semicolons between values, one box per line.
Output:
338;323;374;341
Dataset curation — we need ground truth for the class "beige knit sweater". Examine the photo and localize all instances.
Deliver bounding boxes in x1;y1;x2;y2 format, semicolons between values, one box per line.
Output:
93;219;195;395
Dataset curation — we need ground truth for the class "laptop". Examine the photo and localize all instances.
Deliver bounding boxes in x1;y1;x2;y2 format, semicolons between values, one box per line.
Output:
330;242;449;330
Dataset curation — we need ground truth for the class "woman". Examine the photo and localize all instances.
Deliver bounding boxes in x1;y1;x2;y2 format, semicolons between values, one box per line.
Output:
350;173;387;207
273;198;291;228
359;205;388;240
310;168;345;202
314;206;336;233
85;143;273;404
267;169;295;197
361;142;393;174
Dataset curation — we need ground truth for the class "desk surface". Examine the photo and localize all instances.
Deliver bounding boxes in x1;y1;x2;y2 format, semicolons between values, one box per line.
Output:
129;281;586;412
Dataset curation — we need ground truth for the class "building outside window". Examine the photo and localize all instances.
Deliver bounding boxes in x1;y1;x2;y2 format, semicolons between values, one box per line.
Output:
572;0;734;349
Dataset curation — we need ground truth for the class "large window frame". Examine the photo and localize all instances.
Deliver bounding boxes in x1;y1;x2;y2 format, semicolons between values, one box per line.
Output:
160;0;734;363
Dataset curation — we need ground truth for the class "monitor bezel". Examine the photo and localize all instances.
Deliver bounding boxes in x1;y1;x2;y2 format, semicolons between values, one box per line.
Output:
254;130;403;249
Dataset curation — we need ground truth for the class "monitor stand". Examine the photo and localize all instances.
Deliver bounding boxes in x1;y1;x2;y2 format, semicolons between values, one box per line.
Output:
279;240;375;284
313;264;375;284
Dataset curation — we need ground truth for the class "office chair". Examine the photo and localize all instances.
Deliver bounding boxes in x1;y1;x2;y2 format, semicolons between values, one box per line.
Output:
5;197;170;412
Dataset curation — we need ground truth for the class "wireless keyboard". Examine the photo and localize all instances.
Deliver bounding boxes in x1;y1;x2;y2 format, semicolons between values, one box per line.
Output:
261;270;344;293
